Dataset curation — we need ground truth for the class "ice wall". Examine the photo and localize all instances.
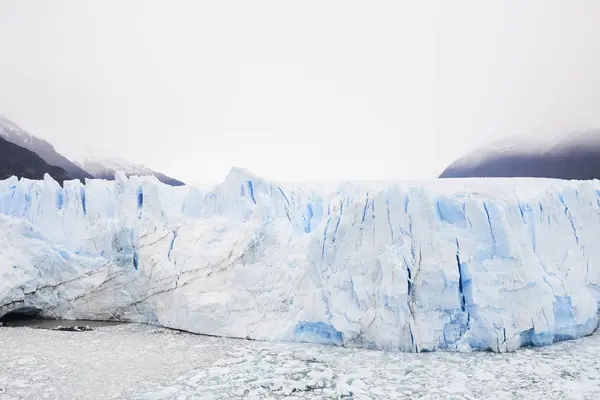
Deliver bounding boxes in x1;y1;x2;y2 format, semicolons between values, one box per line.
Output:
1;168;600;352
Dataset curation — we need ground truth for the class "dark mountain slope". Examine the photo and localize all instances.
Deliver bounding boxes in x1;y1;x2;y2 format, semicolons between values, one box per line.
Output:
0;136;71;182
439;130;600;180
0;115;185;186
0;115;93;181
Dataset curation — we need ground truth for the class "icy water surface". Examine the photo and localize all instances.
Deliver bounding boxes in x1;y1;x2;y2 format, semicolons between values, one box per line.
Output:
1;318;125;329
1;324;600;399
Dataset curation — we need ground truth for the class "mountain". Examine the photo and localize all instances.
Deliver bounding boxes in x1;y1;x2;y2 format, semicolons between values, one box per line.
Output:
0;136;71;182
0;116;93;181
0;115;184;186
439;129;600;180
83;157;185;186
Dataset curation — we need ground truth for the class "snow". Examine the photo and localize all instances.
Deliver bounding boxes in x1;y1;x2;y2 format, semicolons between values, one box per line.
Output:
1;169;600;352
0;115;34;144
82;156;157;177
1;323;600;399
444;129;600;170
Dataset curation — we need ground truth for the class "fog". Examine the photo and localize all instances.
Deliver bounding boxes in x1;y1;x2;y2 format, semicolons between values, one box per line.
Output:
1;0;599;184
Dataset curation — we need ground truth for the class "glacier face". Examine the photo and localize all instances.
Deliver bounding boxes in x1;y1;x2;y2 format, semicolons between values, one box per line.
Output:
1;169;600;352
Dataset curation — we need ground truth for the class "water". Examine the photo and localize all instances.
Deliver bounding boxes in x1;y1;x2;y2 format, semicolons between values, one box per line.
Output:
1;318;125;329
1;323;600;399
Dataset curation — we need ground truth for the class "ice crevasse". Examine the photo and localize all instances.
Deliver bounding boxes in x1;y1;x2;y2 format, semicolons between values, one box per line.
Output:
1;168;600;353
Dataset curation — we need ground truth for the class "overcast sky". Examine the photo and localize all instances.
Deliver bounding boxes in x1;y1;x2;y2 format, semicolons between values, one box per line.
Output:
1;1;599;185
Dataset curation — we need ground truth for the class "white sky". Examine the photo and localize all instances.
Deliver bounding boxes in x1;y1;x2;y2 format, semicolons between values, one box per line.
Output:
1;0;599;185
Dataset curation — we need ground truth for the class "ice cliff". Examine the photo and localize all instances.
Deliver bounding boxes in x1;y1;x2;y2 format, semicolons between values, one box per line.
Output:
1;168;600;352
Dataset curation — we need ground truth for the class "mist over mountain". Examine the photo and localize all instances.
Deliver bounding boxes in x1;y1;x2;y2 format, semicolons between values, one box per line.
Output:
439;130;600;180
0;135;71;182
0;115;185;186
83;157;185;186
0;116;93;181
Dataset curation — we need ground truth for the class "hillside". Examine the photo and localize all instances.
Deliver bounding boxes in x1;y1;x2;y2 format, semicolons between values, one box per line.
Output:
0;136;71;182
0;116;93;181
83;157;185;186
439;130;600;180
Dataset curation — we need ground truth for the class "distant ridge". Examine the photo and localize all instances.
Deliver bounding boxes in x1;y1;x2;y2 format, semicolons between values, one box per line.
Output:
439;130;600;180
0;115;185;186
83;157;185;186
0;115;93;182
0;135;71;183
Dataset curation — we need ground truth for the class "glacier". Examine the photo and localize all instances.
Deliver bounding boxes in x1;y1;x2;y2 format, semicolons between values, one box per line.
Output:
1;168;600;353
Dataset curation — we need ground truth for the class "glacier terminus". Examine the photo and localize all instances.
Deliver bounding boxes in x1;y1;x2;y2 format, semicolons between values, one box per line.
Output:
1;168;600;353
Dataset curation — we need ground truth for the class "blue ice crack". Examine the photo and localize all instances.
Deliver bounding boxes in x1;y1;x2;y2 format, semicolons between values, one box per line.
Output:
277;186;289;205
80;187;87;216
482;202;496;254
559;195;579;245
385;194;394;242
321;218;331;259
247;180;256;204
304;203;314;233
361;193;369;224
455;238;467;313
332;202;344;244
167;230;177;261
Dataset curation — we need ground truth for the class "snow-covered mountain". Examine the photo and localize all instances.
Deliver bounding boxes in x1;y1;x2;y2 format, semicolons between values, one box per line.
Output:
0;115;185;186
83;157;185;186
0;115;93;182
0;136;72;182
440;129;600;180
1;168;599;352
